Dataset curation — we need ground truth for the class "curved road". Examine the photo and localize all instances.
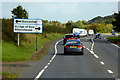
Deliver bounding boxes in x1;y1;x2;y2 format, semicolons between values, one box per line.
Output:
18;35;119;80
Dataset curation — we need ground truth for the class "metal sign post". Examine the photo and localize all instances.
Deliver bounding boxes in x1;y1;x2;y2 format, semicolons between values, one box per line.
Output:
36;33;38;51
13;18;43;49
17;33;19;47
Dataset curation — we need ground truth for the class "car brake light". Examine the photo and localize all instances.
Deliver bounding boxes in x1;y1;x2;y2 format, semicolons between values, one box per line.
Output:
78;45;82;48
65;45;70;48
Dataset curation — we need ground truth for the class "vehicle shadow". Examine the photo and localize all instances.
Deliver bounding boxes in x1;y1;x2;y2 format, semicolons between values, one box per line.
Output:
56;53;83;56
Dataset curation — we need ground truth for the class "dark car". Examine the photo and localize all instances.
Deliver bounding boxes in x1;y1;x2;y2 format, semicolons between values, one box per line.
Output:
94;33;101;39
63;34;77;44
73;32;80;38
64;39;84;55
111;32;115;35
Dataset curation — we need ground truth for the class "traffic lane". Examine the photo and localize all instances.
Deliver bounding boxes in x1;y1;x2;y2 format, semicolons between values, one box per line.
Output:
94;38;118;77
40;40;114;78
18;40;58;78
79;36;93;49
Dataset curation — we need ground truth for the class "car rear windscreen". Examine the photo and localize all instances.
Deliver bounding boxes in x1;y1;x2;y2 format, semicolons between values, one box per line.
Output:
67;41;80;44
65;35;74;38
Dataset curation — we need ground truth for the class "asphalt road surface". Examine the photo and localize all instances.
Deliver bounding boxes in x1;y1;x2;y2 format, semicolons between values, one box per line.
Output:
18;35;120;80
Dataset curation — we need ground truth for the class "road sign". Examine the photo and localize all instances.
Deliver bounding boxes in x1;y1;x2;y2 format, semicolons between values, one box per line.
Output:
13;18;42;33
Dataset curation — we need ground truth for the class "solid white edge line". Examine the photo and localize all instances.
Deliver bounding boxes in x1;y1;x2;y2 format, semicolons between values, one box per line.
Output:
107;70;113;74
34;39;63;80
34;69;44;80
104;37;120;48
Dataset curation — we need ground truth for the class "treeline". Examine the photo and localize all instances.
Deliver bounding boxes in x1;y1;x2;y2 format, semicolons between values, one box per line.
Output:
2;18;70;43
65;14;115;33
2;14;115;43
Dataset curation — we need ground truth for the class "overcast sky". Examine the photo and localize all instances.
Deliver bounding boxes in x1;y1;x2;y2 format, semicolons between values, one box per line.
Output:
1;0;119;23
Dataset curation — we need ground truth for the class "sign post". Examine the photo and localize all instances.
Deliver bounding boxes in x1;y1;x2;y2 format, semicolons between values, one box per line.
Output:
17;33;19;47
13;18;42;50
36;33;38;51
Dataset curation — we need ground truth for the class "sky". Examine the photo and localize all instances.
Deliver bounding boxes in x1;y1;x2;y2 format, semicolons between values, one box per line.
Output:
1;1;119;23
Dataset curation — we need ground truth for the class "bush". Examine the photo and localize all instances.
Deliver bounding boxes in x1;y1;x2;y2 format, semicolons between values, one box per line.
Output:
2;19;28;45
107;36;120;43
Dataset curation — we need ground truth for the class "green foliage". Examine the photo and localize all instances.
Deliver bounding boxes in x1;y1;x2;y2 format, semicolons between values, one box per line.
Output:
107;36;120;44
88;15;115;25
112;11;120;32
11;5;28;18
43;21;69;34
2;19;28;45
105;24;113;33
2;33;64;62
65;20;86;33
85;23;113;33
2;72;18;79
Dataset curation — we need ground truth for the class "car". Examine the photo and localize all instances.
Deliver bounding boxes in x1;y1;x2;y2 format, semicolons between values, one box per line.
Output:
88;29;94;36
111;32;115;35
63;34;77;44
73;32;80;38
94;33;101;39
64;39;84;55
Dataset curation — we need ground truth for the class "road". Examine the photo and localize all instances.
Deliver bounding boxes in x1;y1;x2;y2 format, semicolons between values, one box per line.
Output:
18;35;119;80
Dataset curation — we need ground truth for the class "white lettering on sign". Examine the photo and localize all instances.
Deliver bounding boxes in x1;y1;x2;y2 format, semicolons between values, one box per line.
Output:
13;18;42;33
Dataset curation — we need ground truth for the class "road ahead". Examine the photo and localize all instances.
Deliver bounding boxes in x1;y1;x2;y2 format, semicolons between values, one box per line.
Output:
18;35;119;80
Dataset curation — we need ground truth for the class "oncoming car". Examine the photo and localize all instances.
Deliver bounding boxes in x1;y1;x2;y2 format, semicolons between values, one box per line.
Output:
63;34;77;44
64;39;84;55
94;33;101;39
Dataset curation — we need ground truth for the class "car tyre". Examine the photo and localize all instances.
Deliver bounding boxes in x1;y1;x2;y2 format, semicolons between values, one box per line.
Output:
81;51;84;55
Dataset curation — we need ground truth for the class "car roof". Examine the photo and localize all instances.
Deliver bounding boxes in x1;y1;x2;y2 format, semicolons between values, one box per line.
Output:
65;34;74;36
66;39;80;42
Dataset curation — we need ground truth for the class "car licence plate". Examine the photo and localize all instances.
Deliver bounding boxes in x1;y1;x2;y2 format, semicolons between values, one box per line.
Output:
71;46;77;48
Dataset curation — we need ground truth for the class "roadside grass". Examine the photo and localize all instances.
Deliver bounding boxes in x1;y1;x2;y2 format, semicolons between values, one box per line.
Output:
100;33;120;34
107;36;120;44
2;33;64;62
2;72;18;80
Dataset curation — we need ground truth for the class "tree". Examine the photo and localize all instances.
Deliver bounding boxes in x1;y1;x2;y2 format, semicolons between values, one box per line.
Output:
11;5;28;18
112;11;120;32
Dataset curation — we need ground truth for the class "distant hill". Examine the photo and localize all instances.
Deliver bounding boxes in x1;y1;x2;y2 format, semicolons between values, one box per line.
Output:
88;14;115;24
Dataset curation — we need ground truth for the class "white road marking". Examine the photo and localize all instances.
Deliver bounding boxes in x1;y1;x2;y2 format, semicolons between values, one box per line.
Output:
34;69;44;80
100;61;105;65
86;48;90;51
47;63;50;65
49;59;53;63
111;43;119;48
83;46;85;48
104;37;120;48
91;38;94;51
93;54;99;58
90;50;94;54
34;39;63;80
107;70;113;74
44;66;48;69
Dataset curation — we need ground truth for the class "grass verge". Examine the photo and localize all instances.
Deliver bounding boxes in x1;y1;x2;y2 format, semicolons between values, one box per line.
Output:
2;72;18;80
2;33;64;62
107;36;120;45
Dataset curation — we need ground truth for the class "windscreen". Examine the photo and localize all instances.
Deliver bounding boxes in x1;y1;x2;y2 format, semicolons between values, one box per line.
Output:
65;35;74;38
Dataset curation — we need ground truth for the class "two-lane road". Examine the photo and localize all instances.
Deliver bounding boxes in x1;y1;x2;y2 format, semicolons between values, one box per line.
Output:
18;35;119;80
